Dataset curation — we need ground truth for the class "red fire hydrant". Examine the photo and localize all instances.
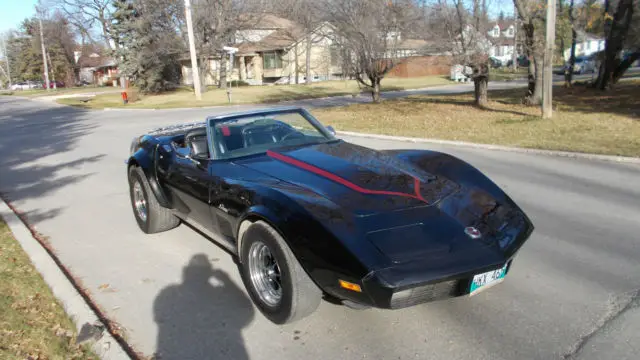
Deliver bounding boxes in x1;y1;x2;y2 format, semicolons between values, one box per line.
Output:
121;91;129;104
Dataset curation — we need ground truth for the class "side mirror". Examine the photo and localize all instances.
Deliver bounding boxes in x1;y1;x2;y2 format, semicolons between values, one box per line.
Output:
326;125;336;136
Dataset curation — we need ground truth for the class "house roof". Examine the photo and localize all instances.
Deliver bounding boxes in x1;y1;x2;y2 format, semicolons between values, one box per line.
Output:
237;15;306;55
496;21;515;31
491;37;516;46
237;13;298;30
77;54;116;69
397;39;429;50
576;30;602;42
237;31;294;54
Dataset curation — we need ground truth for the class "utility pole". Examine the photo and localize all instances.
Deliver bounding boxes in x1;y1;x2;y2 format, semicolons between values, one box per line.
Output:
542;0;557;118
47;52;57;90
1;34;11;87
512;10;518;72
184;0;202;100
37;9;50;91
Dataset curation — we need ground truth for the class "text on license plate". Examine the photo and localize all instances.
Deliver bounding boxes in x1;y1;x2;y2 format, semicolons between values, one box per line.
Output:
469;263;508;295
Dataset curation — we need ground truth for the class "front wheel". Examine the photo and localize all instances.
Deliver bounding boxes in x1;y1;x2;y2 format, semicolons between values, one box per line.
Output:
239;221;321;324
128;166;179;234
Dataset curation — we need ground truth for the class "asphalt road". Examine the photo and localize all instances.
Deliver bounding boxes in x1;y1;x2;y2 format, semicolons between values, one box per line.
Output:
0;93;639;360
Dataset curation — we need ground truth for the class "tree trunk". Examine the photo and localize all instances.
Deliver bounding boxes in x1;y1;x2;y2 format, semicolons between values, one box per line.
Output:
305;33;312;85
474;76;488;107
371;79;381;103
596;0;634;89
612;50;639;83
219;55;227;89
474;63;489;107
294;45;299;84
525;55;543;105
199;57;208;93
566;0;577;87
566;26;577;86
526;56;536;100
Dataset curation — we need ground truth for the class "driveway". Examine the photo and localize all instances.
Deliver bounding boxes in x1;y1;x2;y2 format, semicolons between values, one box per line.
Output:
0;95;639;360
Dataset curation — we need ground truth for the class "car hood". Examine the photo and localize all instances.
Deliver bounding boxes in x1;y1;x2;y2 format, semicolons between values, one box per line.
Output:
235;141;532;266
235;141;461;215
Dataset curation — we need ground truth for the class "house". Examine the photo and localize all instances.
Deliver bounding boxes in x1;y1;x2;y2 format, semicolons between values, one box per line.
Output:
181;14;434;86
563;31;605;61
181;15;342;86
487;21;519;64
75;48;119;86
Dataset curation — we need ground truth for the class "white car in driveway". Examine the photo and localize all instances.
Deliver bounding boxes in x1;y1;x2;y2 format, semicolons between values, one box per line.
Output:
10;81;40;91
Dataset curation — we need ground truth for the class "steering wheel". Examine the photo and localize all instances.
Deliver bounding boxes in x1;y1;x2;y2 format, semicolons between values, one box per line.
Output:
281;129;306;142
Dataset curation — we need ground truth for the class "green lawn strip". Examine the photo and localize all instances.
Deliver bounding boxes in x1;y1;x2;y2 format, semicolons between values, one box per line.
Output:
0;219;96;360
56;76;453;109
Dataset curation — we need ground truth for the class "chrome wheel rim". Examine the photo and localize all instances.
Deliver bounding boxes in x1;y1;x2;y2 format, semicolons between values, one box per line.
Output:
248;241;282;307
132;181;148;222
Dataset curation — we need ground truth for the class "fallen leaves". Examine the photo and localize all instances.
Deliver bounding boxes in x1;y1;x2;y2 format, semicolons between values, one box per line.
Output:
0;220;96;359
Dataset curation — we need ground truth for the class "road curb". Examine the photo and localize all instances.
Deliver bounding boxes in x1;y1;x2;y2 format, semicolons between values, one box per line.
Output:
336;130;640;164
0;199;133;360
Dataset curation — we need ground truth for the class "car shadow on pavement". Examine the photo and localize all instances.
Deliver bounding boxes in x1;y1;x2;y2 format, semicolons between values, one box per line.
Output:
153;254;254;360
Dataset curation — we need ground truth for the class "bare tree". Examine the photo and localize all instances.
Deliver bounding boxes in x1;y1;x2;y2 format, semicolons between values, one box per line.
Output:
324;0;417;103
427;0;491;106
559;0;578;87
48;0;116;50
594;0;639;89
191;0;264;90
268;0;328;84
513;0;546;105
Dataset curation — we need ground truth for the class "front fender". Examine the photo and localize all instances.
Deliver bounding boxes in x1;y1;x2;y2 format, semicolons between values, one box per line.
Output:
235;185;372;301
127;141;172;209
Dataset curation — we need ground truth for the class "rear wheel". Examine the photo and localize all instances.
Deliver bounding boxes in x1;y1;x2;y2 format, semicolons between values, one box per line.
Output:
239;221;321;324
128;166;179;234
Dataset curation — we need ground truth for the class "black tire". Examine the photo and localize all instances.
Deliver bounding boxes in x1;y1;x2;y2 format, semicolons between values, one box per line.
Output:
239;221;321;324
128;166;179;234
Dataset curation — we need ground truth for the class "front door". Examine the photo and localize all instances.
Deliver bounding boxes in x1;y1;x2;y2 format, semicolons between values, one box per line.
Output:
156;145;217;234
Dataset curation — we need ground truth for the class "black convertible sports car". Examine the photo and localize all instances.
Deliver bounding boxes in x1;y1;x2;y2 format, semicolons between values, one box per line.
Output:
126;106;534;324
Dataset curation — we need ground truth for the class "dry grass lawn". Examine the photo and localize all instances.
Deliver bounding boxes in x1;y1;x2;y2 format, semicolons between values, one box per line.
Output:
315;81;640;157
4;86;120;98
0;220;96;360
57;76;452;109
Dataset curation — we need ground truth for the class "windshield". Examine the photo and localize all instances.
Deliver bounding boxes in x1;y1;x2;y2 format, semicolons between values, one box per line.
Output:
208;109;335;160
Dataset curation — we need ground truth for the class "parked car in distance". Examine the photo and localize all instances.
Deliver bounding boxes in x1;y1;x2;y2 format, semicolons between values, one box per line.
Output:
568;56;596;74
10;81;41;90
126;106;535;325
43;80;65;89
489;57;502;68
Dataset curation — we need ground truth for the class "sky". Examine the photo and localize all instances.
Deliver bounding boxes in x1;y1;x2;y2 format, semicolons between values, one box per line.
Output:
0;0;39;34
0;0;516;35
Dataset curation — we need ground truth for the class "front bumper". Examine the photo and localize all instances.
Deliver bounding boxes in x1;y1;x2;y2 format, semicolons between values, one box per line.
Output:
362;258;514;309
333;213;533;309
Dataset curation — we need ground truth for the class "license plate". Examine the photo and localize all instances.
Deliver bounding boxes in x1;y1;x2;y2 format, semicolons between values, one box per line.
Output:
469;263;508;296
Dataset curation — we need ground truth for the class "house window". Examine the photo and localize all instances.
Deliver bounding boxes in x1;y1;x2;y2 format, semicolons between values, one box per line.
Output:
507;28;514;37
263;51;283;69
494;27;500;37
585;41;590;50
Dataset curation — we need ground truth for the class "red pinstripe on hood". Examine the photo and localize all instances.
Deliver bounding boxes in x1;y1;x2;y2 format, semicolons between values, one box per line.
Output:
266;150;428;204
